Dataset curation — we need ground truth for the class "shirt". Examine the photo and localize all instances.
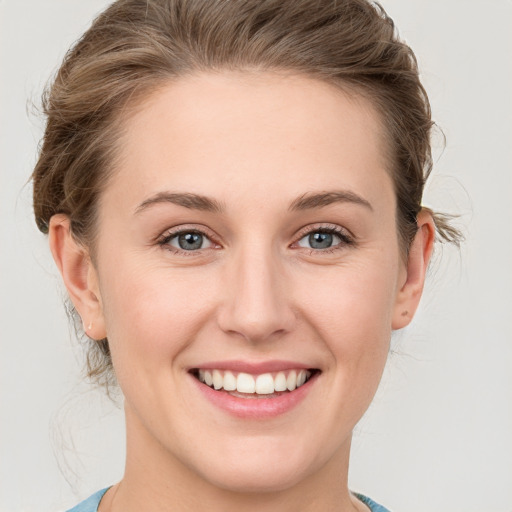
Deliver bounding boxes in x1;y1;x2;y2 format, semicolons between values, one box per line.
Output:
66;487;392;511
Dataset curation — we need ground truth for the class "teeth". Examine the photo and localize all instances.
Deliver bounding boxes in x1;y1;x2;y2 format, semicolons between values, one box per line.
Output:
274;372;287;392
237;372;255;393
286;370;297;391
197;368;313;395
223;371;237;391
255;373;274;394
212;369;223;390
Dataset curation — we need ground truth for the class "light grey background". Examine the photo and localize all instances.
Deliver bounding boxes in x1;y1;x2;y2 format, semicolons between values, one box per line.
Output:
1;1;511;511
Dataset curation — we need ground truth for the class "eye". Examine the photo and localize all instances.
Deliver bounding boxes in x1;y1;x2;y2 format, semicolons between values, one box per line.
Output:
295;226;353;252
162;230;213;252
298;231;339;250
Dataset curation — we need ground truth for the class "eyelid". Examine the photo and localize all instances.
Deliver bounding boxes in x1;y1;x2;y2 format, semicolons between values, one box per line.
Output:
157;224;222;255
291;223;355;253
156;222;354;256
293;223;354;243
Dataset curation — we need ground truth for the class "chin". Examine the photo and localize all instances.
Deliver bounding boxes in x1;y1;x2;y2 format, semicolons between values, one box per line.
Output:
184;435;328;495
199;462;311;494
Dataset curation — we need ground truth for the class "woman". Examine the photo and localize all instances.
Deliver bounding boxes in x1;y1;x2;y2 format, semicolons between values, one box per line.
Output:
31;0;460;511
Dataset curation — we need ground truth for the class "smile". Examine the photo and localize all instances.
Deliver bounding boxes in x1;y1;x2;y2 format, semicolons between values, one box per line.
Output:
189;362;321;418
194;369;314;397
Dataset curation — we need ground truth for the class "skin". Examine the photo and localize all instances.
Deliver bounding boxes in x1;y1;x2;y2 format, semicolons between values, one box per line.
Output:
49;72;434;512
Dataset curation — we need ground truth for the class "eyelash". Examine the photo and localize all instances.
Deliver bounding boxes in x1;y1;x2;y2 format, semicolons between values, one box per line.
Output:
294;224;355;255
157;227;217;257
157;224;355;257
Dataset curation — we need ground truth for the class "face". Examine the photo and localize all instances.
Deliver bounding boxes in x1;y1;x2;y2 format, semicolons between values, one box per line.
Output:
80;72;414;493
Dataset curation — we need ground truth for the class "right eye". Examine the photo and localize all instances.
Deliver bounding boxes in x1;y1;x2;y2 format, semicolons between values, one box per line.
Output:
160;230;213;253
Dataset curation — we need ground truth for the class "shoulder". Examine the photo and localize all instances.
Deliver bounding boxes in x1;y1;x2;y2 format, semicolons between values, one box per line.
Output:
354;493;393;512
65;488;110;512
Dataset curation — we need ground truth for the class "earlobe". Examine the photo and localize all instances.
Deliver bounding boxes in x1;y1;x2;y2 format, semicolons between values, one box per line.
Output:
48;214;107;340
392;210;436;330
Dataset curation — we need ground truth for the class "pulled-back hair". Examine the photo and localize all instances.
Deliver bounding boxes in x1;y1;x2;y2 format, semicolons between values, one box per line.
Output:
32;0;461;387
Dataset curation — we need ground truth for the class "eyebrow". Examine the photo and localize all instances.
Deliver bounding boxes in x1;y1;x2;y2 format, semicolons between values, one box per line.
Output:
134;189;373;215
135;192;225;214
288;190;373;212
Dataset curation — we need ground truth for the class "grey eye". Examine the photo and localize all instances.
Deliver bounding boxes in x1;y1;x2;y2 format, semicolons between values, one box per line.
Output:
298;231;342;250
169;232;212;251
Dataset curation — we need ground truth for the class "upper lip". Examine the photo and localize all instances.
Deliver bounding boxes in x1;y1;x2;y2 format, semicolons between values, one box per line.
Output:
189;360;317;374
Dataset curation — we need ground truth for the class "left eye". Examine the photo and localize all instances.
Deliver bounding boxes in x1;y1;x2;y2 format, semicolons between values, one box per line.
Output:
166;231;213;251
297;230;344;250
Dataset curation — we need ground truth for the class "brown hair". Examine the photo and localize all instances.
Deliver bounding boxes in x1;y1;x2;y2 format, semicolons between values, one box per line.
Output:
32;0;462;387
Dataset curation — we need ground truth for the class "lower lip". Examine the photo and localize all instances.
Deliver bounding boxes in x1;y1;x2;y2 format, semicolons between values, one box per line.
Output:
190;372;319;419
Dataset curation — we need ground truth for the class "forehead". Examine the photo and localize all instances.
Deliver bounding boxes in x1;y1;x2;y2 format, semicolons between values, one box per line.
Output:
105;71;393;214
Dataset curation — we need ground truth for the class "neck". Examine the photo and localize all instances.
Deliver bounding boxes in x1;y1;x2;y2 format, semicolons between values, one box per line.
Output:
109;404;361;512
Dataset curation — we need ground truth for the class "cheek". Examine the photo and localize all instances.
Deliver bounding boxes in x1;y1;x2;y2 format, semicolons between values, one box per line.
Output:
299;258;398;340
98;261;215;376
294;255;399;396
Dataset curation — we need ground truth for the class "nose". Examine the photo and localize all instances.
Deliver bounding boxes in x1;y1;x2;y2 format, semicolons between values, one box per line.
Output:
216;243;296;343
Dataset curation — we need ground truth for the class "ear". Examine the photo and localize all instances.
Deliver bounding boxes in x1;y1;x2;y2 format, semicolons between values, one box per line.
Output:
48;214;107;340
392;210;436;330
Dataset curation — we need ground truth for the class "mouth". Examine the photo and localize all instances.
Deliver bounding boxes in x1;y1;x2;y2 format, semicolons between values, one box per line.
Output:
189;368;320;399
